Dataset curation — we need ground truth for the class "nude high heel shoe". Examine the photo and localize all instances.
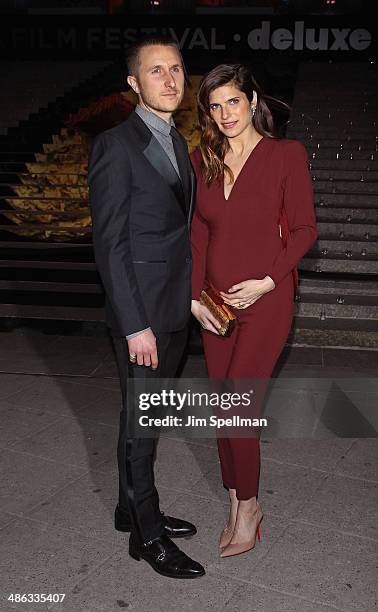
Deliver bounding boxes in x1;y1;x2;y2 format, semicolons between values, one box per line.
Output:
219;525;233;549
220;502;263;558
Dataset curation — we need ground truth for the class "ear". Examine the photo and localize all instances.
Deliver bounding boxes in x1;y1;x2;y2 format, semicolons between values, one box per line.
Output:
252;90;258;106
127;75;140;95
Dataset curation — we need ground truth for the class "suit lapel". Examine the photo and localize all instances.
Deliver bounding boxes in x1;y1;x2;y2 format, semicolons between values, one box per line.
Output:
126;112;187;218
187;166;196;226
143;137;186;216
171;128;192;215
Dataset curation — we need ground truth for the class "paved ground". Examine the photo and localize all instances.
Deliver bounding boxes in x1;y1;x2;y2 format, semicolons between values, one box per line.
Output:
0;332;377;612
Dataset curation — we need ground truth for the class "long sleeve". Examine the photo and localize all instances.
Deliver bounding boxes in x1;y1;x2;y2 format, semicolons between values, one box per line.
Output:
191;205;210;300
88;132;149;336
190;150;209;300
266;140;318;286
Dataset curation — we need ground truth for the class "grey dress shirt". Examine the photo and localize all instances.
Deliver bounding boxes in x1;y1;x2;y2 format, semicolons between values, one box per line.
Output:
126;105;180;340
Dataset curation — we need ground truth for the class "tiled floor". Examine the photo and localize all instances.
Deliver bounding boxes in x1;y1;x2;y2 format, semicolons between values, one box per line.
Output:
0;332;377;612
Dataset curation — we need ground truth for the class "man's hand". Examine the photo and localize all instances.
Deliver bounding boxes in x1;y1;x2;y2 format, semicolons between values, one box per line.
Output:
191;300;221;334
127;329;158;369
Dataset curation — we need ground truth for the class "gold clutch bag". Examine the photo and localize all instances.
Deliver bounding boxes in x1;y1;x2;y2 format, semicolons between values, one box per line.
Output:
200;287;236;337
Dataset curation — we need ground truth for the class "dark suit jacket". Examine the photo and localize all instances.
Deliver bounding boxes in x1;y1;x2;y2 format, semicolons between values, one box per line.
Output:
88;111;195;337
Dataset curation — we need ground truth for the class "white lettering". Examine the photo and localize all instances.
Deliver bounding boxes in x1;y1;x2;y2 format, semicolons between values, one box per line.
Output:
211;27;226;50
247;20;270;50
124;28;137;44
246;22;371;52
349;28;372;51
168;27;191;47
58;28;76;49
12;28;28;48
106;27;121;50
294;21;304;50
329;28;350;51
188;28;209;50
87;27;102;49
305;27;329;51
38;29;53;50
271;28;292;50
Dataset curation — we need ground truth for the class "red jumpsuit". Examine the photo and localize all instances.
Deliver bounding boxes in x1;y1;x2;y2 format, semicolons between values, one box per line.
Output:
191;137;318;500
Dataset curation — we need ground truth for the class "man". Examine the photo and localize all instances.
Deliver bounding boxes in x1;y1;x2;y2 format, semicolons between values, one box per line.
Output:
88;35;205;579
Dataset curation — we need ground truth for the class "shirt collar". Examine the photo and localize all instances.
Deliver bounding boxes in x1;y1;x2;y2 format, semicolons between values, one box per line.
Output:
135;104;175;136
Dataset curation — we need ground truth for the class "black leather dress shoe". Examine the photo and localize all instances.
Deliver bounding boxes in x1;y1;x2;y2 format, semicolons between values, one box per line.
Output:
115;505;197;538
129;533;205;579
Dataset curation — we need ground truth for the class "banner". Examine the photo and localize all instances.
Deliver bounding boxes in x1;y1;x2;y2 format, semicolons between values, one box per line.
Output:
0;15;376;60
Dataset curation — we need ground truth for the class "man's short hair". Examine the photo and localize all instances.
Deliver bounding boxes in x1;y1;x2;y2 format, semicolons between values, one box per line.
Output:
125;33;190;85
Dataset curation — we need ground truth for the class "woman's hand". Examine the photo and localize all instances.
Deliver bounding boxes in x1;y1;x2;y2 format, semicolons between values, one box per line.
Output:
191;299;221;334
220;276;275;309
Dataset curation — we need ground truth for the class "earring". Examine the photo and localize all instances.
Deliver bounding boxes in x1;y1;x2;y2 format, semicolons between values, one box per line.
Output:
251;106;256;118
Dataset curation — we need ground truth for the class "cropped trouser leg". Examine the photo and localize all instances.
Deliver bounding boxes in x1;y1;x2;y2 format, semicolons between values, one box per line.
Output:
202;281;294;500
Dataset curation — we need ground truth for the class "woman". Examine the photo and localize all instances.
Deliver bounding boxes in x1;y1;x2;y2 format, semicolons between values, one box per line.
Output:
190;64;318;558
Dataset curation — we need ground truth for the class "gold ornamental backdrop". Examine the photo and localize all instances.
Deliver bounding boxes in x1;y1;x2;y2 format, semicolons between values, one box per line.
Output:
5;76;202;241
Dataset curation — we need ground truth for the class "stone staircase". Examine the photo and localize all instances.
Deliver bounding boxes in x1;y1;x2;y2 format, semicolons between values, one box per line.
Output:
287;62;378;348
0;62;123;329
0;61;110;136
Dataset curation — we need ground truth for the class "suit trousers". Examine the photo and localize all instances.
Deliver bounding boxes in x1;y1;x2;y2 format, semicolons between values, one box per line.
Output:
112;328;188;543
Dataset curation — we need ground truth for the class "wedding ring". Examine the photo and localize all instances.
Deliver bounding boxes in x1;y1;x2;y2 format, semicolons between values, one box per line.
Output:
129;354;136;361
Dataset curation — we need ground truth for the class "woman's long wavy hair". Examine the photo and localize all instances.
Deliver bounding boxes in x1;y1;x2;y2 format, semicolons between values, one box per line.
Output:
197;63;289;185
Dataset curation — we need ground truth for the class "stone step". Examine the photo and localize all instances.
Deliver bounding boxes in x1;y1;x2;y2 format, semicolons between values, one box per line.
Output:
317;227;376;241
298;134;378;143
305;140;378;150
311;170;378;181
293;95;378;102
43;142;85;153
307;148;376;160
292;135;377;146
25;162;87;175
312;239;378;255
0;173;87;187
292;104;376;111
306;143;378;153
315;236;378;247
3;197;86;207
299;257;378;274
0;152;36;162
314;193;378;206
291;112;377;121
313;180;378;193
0;162;27;173
52;134;83;146
34;153;87;163
0;303;104;322
297;277;378;298
298;276;378;289
1;209;90;219
0;224;91;234
309;159;378;171
289;126;377;136
291;108;377;117
20;174;87;186
288;325;378;349
294;87;377;94
316;222;377;238
296;301;378;320
0;184;87;198
291;120;376;131
296;292;377;309
315;207;378;222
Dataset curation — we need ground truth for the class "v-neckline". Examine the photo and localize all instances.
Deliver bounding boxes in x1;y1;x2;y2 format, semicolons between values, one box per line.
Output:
223;136;265;202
